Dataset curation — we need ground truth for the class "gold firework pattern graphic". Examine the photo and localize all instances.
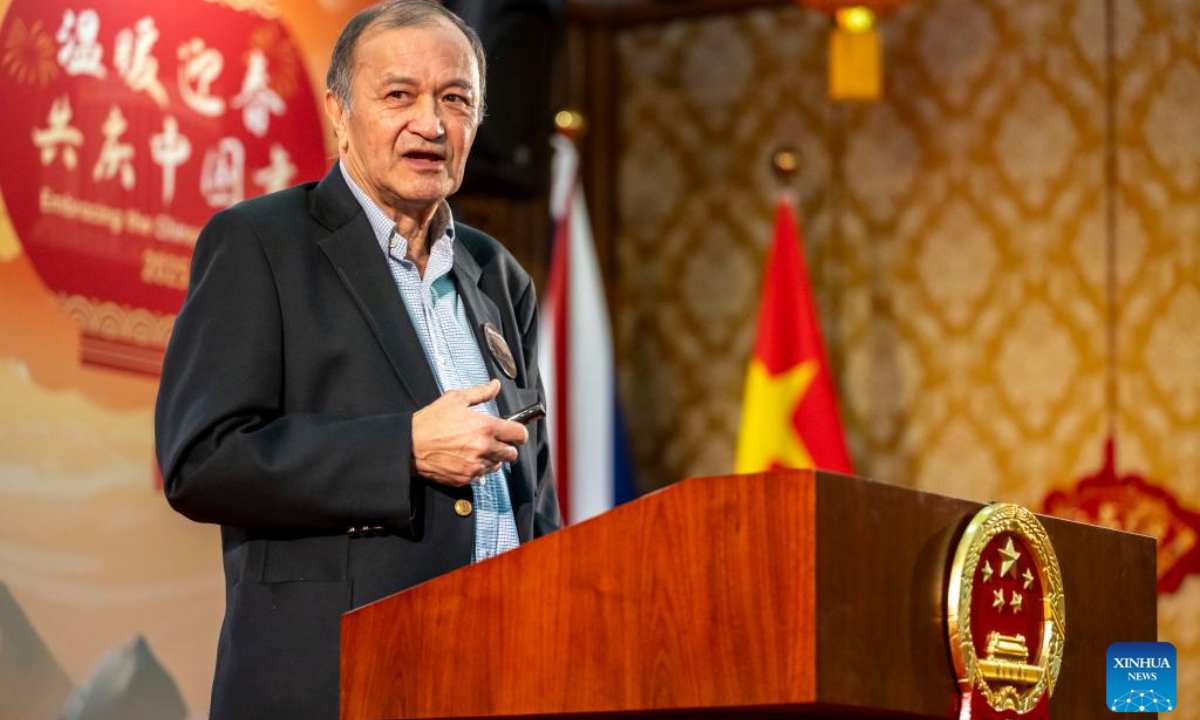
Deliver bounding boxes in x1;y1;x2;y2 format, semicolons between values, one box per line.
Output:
250;22;300;100
3;17;58;87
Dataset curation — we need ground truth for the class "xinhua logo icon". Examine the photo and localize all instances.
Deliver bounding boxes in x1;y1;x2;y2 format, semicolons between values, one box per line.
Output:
1107;642;1176;713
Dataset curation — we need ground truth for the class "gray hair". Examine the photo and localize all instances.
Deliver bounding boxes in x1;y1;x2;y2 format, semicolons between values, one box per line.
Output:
326;0;487;116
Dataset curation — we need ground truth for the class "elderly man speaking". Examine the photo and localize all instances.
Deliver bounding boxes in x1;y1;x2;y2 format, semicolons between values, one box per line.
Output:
155;2;560;718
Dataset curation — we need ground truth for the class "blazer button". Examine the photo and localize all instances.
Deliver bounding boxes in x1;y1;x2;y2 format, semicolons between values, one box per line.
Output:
454;499;473;517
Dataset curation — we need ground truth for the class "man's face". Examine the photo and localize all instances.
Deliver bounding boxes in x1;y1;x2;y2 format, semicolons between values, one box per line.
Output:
327;19;480;215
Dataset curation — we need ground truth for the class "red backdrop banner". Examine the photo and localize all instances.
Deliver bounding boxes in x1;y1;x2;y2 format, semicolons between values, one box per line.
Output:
0;0;327;374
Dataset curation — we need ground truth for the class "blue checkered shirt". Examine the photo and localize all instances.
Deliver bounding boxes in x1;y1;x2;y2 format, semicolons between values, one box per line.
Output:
340;163;519;562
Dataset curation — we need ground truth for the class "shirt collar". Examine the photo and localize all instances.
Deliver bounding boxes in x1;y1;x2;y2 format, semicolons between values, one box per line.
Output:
338;161;456;272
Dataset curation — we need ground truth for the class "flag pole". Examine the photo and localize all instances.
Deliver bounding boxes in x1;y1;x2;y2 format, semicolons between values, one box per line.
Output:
554;109;587;143
771;146;799;180
771;146;800;206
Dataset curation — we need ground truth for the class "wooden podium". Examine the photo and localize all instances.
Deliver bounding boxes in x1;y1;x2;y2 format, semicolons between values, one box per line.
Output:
341;471;1157;719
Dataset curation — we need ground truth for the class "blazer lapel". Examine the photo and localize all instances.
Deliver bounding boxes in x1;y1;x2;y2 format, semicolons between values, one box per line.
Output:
452;236;538;508
311;166;440;408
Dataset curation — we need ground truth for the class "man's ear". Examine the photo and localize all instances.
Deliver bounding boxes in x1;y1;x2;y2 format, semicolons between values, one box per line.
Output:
324;91;349;153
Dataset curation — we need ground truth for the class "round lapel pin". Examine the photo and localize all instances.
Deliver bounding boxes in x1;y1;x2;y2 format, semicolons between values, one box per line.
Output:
483;322;517;379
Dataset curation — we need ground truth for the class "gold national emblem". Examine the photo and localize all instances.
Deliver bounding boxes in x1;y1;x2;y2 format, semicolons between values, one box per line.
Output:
947;504;1065;720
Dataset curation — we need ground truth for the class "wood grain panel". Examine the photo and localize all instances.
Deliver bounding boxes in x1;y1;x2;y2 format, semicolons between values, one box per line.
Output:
341;471;1158;720
342;470;819;719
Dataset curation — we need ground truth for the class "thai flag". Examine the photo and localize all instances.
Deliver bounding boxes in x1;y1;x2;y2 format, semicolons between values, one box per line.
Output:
539;133;637;524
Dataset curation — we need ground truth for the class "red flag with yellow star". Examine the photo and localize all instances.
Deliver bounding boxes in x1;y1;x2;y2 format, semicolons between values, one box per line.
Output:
735;196;853;474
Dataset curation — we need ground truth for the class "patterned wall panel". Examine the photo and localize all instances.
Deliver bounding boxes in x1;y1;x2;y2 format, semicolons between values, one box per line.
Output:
1115;0;1200;491
613;0;1197;709
615;6;833;488
1113;0;1200;707
837;0;1111;505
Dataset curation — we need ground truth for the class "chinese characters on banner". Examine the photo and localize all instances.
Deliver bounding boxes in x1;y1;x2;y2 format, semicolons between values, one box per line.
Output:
0;0;327;374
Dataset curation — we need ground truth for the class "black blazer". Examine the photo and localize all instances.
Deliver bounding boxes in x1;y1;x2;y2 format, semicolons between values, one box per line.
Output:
155;165;560;720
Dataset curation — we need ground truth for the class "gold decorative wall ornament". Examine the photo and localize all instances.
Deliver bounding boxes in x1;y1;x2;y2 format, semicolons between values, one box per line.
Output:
947;504;1065;719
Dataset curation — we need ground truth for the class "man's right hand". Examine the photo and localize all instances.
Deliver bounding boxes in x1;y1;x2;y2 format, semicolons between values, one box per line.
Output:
411;379;528;487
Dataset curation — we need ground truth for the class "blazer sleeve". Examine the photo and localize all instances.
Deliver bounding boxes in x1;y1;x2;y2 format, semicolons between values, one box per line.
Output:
155;208;416;533
513;276;562;537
